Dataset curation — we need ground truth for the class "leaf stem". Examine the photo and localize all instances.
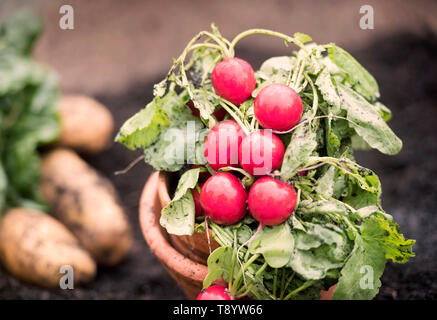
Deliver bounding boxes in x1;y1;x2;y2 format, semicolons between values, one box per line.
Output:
272;268;279;299
283;280;316;300
218;101;251;135
209;223;232;247
295;188;302;210
232;253;261;294
230;29;308;53
298;162;327;172
280;270;295;299
205;163;215;175
204;91;244;118
114;155;144;175
188;43;226;54
235;261;268;297
279;268;286;299
217;166;255;187
273;114;349;135
228;230;238;289
201;31;232;58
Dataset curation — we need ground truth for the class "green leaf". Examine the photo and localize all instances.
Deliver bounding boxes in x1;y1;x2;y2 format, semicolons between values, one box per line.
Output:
343;182;379;209
351;134;372;151
280;121;318;180
332;235;386;300
315;166;337;197
291;215;306;231
115;101;170;150
118;89;206;170
315;68;342;115
355;206;393;221
331;157;381;196
254;56;294;97
0;17;60;214
294;32;312;44
288;222;352;280
117;89;197;151
143;121;206;172
160;190;195;236
190;46;221;77
0;10;42;55
338;85;402;155
160;168;200;235
327;44;380;101
174;168;201;200
325;118;344;157
191;87;218;121
236;224;253;245
248;223;294;268
298;199;351;218
373;102;392;122
258;56;295;79
186;45;222;123
153;78;167;97
361;215;415;263
203;247;237;288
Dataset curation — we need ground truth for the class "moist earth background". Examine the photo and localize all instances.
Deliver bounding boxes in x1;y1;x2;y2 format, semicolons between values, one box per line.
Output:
0;31;436;300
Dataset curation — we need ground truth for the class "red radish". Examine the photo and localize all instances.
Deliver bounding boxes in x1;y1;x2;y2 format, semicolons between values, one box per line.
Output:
188;100;226;121
204;121;245;171
200;172;247;225
254;83;303;131
196;285;232;300
248;177;297;226
238;130;285;176
192;187;203;217
298;170;307;176
213;107;227;121
211;57;256;106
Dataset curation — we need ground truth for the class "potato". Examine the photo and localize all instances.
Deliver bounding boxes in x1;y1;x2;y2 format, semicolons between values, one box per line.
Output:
57;94;114;154
0;208;96;288
41;148;132;266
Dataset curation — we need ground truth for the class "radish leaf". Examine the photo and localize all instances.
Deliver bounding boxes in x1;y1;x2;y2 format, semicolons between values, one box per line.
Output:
327;44;380;101
288;222;352;280
333;234;386;300
160;168;200;235
338;85;402;155
248;223;294;268
116;101;170;150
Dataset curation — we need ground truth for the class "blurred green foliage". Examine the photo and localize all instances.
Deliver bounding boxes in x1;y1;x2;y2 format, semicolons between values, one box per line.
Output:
0;11;60;214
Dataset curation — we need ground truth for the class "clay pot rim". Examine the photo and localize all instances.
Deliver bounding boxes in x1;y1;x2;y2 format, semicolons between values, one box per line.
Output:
158;172;171;207
139;171;208;283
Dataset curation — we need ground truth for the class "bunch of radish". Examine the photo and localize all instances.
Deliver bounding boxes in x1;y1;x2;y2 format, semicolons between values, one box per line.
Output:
117;26;412;301
196;58;301;300
200;57;301;229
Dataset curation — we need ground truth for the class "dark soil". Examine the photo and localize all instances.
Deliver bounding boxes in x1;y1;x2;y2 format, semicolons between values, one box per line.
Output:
0;30;436;300
353;29;437;300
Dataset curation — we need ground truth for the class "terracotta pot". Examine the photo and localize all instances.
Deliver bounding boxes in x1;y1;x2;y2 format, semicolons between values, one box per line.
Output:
139;171;335;300
157;172;220;264
139;172;207;299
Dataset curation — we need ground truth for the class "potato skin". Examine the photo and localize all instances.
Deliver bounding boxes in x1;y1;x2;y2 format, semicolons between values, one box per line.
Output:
57;95;114;154
41;148;132;266
0;208;96;288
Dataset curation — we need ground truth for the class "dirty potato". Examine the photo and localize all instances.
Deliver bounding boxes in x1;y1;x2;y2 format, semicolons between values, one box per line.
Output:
41;148;132;266
0;208;96;288
57;95;114;154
